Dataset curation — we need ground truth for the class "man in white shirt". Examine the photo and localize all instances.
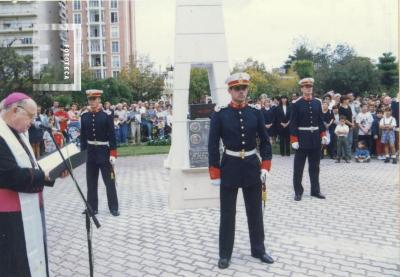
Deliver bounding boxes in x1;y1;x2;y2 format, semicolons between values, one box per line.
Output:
356;103;374;153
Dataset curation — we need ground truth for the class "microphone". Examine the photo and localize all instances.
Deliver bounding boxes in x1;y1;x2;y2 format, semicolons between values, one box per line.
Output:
38;124;52;131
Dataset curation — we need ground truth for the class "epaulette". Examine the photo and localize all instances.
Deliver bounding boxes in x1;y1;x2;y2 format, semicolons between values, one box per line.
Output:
292;96;303;103
248;104;261;110
214;105;227;112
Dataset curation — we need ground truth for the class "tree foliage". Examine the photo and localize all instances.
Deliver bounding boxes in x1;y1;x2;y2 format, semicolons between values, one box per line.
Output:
377;52;398;94
0;47;33;99
189;68;210;103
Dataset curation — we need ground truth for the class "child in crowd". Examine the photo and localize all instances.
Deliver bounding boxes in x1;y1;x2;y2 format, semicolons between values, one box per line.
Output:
114;115;121;146
43;117;63;154
372;109;385;160
334;116;350;163
354;141;370;162
380;108;397;164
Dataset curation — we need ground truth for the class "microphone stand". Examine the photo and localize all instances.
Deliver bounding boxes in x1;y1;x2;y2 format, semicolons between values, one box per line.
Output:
44;127;100;277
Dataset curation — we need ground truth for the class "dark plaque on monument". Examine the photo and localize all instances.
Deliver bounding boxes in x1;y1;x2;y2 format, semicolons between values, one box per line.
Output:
188;119;210;168
189;103;215;120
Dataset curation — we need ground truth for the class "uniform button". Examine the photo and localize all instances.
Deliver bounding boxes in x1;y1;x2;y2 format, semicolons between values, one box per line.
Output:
242;141;245;145
240;119;243;122
241;126;244;129
238;111;242;115
242;134;245;137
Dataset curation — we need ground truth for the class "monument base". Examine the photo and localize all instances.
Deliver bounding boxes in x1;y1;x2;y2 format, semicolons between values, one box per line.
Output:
168;168;219;209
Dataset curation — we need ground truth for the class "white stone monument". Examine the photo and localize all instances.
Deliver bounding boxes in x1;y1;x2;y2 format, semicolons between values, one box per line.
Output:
166;0;230;209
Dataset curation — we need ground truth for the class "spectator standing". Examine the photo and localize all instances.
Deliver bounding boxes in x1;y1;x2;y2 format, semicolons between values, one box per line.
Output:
334;116;350;163
114;103;128;145
321;101;335;159
275;95;291;156
380;108;397;164
339;96;354;158
356;103;374;153
28;105;45;159
371;109;385;159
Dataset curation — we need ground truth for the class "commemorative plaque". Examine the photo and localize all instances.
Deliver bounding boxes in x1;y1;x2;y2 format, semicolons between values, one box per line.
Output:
188;119;210;168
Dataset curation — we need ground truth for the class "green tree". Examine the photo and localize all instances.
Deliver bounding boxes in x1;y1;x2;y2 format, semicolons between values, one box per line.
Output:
284;44;314;72
292;60;314;79
0;47;33;99
377;52;398;94
189;68;210;103
120;55;164;101
315;56;380;94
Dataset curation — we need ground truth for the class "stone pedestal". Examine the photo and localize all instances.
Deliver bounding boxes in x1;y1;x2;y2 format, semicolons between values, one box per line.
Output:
166;0;230;209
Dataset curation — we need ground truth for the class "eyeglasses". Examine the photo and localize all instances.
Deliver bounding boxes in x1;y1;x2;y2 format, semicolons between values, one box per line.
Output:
232;85;248;91
17;105;35;119
301;85;313;89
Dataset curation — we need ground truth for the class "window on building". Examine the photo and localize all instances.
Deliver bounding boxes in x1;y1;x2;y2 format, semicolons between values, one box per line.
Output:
93;69;102;79
112;55;120;68
73;13;81;24
91;55;102;67
111;26;119;38
22;37;32;45
90;40;100;52
89;10;100;22
90;26;100;37
112;71;120;78
110;12;118;23
73;0;81;10
110;0;118;9
89;0;99;8
111;41;119;53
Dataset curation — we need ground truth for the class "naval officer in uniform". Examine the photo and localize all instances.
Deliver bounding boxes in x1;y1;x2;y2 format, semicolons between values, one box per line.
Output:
208;72;274;269
80;89;119;216
290;78;328;201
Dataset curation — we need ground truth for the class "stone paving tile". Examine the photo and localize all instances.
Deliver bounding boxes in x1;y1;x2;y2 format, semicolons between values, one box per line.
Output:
44;155;399;276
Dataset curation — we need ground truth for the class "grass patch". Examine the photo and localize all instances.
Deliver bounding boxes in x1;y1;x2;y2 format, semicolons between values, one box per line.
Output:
117;144;171;157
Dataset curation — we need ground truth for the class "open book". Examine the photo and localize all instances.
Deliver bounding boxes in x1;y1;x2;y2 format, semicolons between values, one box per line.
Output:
38;143;86;180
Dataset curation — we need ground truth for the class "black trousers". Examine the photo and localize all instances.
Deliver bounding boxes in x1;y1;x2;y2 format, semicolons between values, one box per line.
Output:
86;161;119;212
293;148;321;196
219;184;265;259
279;132;290;156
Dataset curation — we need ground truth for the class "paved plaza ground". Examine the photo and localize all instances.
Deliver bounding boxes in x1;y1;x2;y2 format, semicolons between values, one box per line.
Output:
44;154;399;277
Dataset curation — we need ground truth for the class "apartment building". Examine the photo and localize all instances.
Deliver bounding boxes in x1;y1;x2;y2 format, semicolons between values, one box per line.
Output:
66;0;136;79
0;0;67;63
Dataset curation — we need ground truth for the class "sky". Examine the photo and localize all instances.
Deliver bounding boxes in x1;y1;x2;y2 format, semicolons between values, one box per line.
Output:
135;0;398;71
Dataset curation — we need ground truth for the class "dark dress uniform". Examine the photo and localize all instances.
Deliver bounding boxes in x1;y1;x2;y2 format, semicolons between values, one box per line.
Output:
290;97;326;197
80;109;119;213
208;102;272;260
275;105;291;156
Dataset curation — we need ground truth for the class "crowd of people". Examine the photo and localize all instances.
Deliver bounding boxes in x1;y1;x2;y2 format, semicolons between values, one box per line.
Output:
255;92;399;164
27;100;173;159
25;91;399;164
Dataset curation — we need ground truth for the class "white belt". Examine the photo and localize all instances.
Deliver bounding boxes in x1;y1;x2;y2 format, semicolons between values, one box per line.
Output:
298;126;319;131
225;148;257;159
87;140;109;146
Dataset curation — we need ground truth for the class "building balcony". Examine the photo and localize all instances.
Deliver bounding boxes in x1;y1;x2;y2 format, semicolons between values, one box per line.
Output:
0;24;34;33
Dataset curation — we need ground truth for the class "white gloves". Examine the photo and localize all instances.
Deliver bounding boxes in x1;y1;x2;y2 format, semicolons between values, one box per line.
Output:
211;179;221;186
291;142;299;150
110;156;116;166
321;136;329;145
260;169;269;183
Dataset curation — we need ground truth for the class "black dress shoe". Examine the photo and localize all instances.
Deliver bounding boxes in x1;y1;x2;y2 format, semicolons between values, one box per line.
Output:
294;194;302;201
110;210;120;216
311;193;326;199
218;258;230;269
82;209;98;215
252;253;274;264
